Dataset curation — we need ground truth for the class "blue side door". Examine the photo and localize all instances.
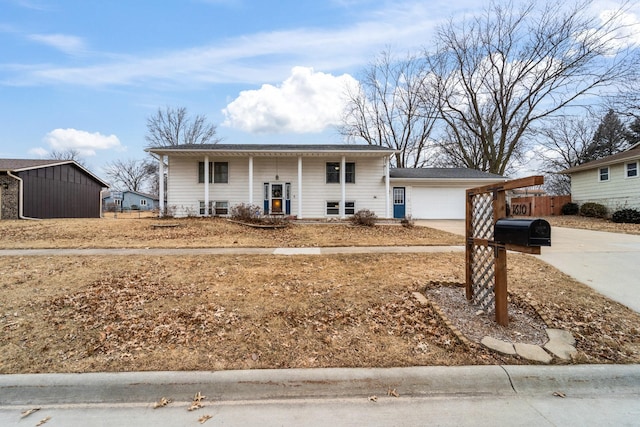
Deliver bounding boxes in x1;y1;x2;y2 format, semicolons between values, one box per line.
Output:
393;187;406;219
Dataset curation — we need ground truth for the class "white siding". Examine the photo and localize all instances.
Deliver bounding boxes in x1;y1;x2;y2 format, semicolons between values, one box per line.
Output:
167;155;390;218
571;162;640;211
167;157;250;217
299;157;388;218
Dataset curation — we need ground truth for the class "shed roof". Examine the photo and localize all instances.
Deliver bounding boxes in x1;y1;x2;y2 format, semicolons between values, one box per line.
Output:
0;158;109;187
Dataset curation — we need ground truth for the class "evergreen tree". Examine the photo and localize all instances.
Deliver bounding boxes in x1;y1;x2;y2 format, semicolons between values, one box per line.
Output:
625;117;640;146
582;109;629;162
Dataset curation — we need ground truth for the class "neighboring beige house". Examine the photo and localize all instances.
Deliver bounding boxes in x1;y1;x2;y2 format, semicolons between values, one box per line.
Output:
145;144;507;219
562;143;640;211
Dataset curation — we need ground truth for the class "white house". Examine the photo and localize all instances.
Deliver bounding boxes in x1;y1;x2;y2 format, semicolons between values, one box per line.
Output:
562;143;640;211
145;144;507;219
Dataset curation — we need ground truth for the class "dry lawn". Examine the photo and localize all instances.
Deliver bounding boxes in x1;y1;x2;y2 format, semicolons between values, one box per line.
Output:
0;217;462;249
1;217;639;374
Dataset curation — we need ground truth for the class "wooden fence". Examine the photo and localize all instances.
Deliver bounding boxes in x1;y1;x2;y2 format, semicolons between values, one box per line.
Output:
509;195;571;217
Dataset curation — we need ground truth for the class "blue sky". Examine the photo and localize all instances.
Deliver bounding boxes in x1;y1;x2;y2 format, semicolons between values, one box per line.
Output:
1;0;638;180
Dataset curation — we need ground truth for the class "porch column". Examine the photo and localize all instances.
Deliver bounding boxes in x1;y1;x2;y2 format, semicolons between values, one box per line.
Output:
248;156;254;204
297;156;303;219
385;155;390;218
340;155;346;219
204;155;210;216
158;155;165;217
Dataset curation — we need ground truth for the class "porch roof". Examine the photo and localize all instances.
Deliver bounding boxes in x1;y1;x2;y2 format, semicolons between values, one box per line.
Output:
146;144;397;157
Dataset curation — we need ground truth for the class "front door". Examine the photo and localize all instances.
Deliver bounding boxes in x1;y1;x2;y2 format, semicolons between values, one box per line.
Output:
271;184;283;214
393;187;406;219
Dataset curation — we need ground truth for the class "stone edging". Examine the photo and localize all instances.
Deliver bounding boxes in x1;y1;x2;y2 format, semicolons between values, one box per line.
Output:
413;283;578;364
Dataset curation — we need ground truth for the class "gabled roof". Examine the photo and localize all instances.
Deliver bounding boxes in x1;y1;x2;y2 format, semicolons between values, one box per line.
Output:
390;167;505;180
561;143;640;174
0;159;66;171
146;143;397;157
0;158;110;187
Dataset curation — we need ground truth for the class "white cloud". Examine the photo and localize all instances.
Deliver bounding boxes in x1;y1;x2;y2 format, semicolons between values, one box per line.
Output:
28;147;49;157
222;67;358;134
43;128;122;156
28;33;87;55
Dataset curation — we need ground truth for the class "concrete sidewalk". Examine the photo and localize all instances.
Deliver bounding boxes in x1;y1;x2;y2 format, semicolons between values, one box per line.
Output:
1;365;639;426
0;245;464;257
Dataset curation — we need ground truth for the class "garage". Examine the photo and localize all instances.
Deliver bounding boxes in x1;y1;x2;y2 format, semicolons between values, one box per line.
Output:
390;168;506;220
410;186;468;219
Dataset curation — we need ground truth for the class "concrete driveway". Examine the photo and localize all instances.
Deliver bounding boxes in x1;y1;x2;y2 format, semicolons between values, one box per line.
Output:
419;220;640;313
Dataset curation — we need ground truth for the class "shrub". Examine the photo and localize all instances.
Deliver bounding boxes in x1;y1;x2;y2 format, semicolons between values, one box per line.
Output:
580;202;608;218
229;203;262;223
612;208;640;224
350;209;377;227
561;202;579;216
400;215;415;228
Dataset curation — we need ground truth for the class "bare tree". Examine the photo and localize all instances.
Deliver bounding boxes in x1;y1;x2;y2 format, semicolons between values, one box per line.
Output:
145;106;222;147
427;0;636;175
340;51;438;168
103;158;155;193
536;115;599;194
49;149;86;167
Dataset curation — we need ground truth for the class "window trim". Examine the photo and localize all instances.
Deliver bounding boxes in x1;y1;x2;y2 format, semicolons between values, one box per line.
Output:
214;200;229;215
214;162;229;184
345;201;356;215
139;199;148;207
598;166;610;182
199;200;213;216
326;201;340;215
626;161;638;179
325;201;355;216
325;162;355;184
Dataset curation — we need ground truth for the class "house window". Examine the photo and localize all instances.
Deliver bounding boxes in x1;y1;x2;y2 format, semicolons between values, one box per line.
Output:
626;162;638;178
140;199;148;207
345;201;355;215
199;201;213;215
214;201;229;215
345;163;355;183
326;162;355;183
599;167;609;182
198;162;213;183
214;162;228;183
325;201;355;215
114;199;121;206
326;201;340;215
326;163;340;183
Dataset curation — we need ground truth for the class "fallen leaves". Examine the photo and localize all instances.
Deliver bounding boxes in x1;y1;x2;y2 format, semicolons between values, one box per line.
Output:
153;397;172;408
198;414;213;424
35;416;51;426
188;392;206;411
20;408;40;418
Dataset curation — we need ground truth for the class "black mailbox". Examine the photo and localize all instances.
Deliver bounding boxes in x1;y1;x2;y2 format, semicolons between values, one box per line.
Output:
494;218;551;247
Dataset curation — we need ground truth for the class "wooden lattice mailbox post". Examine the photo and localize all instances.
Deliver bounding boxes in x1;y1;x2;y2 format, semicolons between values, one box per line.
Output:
465;176;551;326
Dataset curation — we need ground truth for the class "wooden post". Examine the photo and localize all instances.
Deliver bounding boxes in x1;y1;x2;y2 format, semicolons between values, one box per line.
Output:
465;190;474;301
493;189;508;325
494;245;508;326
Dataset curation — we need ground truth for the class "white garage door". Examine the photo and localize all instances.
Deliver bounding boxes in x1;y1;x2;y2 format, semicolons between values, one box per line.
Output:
411;187;467;219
